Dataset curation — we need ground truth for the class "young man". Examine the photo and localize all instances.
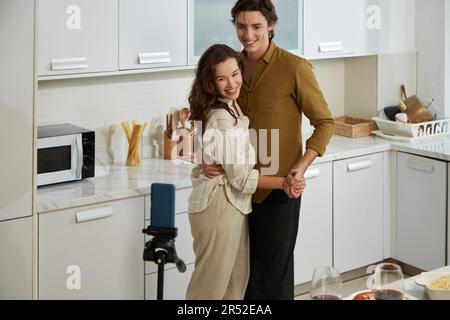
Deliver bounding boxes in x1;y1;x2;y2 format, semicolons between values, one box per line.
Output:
204;0;335;299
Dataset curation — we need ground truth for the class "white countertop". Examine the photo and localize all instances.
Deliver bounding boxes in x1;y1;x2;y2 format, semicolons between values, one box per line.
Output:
37;134;450;214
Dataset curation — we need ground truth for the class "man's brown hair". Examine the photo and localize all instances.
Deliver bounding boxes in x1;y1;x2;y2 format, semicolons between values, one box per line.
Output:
231;0;278;39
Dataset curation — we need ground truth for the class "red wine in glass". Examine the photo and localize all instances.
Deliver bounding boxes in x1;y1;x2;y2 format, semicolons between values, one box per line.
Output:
373;289;404;300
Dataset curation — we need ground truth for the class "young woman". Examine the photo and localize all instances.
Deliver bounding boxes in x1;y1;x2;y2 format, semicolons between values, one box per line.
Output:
186;44;304;300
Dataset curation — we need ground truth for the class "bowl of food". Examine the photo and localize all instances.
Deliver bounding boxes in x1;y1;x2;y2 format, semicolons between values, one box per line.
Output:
421;272;450;300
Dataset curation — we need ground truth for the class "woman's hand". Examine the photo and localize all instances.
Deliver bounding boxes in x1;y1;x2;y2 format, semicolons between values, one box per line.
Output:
201;163;224;178
283;174;306;198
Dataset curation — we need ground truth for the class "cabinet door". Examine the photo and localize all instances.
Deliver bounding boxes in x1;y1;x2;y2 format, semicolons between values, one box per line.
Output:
187;0;242;65
397;152;446;270
0;217;33;299
145;263;194;300
39;197;145;299
0;0;33;221
354;0;380;54
304;0;356;58
38;0;118;76
334;152;384;272
272;0;303;56
119;0;187;70
294;162;332;285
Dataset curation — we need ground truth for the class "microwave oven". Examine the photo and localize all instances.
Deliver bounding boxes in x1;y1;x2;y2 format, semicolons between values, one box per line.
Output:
37;124;95;186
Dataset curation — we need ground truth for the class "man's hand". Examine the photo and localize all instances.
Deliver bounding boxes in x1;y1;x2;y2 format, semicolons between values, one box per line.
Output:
283;172;306;198
201;163;224;178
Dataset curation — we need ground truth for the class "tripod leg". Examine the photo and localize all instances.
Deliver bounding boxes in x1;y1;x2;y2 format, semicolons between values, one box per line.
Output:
157;258;165;300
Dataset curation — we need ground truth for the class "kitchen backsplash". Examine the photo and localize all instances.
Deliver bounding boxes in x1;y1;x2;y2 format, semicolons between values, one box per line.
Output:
37;53;415;163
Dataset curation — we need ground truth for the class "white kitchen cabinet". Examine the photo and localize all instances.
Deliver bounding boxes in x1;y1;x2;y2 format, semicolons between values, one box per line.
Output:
0;0;34;221
188;0;303;65
271;0;303;56
448;163;450;266
334;152;384;273
304;0;356;58
187;0;242;65
397;152;446;271
354;0;380;54
145;263;194;300
39;197;145;299
0;217;33;299
294;162;332;285
119;0;187;70
37;0;118;76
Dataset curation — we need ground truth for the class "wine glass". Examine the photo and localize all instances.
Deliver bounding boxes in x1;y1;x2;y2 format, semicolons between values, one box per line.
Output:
370;262;405;300
310;266;344;300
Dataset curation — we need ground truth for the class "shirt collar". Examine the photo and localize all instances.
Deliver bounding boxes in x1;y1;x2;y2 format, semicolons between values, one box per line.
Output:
242;40;277;65
262;40;277;64
218;97;234;107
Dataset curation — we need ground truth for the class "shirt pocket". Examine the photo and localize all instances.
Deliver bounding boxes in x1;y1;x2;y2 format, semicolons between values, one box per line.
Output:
256;87;283;113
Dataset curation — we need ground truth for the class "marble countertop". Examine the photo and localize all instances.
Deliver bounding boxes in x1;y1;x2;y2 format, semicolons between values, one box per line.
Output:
37;134;450;214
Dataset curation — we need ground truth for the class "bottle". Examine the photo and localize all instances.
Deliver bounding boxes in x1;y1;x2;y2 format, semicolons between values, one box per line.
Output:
109;124;127;164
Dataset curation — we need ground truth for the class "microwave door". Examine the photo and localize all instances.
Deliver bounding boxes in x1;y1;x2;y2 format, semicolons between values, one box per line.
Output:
37;134;82;186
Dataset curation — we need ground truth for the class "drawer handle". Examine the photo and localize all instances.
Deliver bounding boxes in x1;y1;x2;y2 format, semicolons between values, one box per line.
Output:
304;168;321;180
319;41;344;52
347;160;372;172
76;206;113;223
138;52;171;64
407;158;433;173
51;57;88;70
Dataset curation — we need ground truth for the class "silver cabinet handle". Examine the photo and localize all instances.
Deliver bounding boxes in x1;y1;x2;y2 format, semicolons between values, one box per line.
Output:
76;206;113;223
319;41;344;52
138;52;171;64
407;158;433;173
75;135;83;179
51;57;88;70
347;160;372;172
304;168;321;180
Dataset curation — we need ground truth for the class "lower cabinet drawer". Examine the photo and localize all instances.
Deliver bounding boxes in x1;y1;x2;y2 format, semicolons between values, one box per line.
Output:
145;263;194;300
39;197;145;300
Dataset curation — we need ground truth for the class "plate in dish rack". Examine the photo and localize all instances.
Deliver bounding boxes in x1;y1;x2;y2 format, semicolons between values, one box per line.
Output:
346;290;418;300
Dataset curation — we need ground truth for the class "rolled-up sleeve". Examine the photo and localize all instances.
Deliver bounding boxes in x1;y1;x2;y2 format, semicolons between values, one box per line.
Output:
295;59;335;156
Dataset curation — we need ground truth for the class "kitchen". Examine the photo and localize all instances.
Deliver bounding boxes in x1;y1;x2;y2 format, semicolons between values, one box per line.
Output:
1;0;449;300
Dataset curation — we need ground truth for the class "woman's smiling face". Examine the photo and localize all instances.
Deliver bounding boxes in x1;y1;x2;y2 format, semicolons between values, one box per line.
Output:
214;57;242;101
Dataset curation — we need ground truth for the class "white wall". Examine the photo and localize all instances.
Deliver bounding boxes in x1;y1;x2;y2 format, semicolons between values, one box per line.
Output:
38;60;350;162
38;69;195;161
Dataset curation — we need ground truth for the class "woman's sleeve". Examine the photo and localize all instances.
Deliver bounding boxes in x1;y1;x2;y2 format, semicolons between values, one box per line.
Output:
203;114;259;194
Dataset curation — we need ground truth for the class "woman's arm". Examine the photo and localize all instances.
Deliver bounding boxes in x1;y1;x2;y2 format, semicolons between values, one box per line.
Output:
257;175;284;190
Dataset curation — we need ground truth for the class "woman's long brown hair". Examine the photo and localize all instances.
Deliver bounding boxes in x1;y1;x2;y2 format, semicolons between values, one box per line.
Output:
188;44;244;131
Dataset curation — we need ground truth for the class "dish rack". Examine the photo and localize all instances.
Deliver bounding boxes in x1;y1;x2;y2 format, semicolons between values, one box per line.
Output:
372;117;450;140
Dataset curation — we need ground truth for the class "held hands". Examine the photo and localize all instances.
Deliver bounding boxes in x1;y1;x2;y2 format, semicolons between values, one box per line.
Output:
283;169;306;199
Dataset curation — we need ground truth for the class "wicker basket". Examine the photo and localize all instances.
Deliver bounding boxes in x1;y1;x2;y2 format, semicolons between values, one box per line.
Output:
334;116;378;138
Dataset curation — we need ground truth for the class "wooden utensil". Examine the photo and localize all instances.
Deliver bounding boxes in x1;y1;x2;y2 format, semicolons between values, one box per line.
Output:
179;107;190;129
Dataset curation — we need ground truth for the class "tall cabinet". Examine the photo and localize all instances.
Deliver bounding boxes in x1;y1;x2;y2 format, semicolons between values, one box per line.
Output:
0;0;35;299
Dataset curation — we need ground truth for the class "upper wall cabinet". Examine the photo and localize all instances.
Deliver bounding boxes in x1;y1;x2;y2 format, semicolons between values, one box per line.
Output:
187;0;241;65
188;0;303;65
355;0;380;54
119;0;187;70
304;0;356;58
37;0;118;76
272;0;303;56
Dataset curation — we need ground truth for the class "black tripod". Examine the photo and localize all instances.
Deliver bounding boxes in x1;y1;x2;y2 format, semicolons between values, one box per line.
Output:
142;226;186;300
